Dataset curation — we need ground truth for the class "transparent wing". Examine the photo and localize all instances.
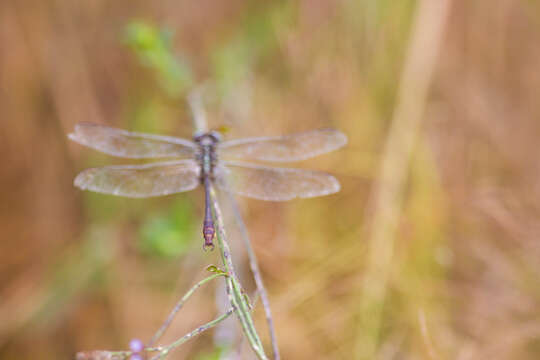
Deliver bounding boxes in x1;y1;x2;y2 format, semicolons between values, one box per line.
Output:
218;128;347;162
68;122;197;158
74;160;200;198
215;161;340;201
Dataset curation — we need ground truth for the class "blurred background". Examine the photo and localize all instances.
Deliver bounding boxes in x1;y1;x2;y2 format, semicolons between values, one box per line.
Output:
2;0;540;359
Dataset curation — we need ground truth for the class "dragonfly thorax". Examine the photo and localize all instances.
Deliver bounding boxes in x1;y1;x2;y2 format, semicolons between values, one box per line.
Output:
194;132;220;182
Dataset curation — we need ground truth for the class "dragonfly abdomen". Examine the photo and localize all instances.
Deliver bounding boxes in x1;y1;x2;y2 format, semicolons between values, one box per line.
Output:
202;219;215;250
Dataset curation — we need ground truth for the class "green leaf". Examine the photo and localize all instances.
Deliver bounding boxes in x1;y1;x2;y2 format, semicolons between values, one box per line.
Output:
206;265;227;275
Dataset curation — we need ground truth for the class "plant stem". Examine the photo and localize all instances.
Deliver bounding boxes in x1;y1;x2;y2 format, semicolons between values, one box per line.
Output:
148;272;227;347
209;185;269;360
224;190;280;360
150;309;235;360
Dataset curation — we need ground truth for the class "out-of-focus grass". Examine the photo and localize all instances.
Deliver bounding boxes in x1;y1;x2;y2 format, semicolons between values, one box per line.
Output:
2;0;540;359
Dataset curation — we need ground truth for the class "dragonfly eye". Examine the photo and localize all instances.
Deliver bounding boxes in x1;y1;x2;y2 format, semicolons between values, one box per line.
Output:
193;131;222;144
208;131;222;142
193;131;205;142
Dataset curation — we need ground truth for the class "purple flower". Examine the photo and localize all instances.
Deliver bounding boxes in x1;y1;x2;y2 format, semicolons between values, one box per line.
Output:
129;338;144;353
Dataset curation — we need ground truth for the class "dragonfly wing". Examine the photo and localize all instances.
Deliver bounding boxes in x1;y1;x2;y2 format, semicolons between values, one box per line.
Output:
74;160;200;198
215;161;340;201
218;128;347;162
69;122;197;158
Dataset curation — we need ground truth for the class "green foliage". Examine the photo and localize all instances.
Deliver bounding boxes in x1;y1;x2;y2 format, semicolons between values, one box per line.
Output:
124;21;193;97
138;200;196;257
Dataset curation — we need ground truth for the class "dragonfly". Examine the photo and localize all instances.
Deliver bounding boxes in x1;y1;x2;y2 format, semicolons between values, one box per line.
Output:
69;122;347;250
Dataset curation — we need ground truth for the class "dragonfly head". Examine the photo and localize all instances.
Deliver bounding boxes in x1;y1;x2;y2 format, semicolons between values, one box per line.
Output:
193;131;222;145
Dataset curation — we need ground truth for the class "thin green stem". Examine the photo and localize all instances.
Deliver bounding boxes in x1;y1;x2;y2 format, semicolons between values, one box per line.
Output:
224;190;280;360
148;272;227;347
105;350;131;359
209;185;269;360
149;309;235;360
75;350;131;359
